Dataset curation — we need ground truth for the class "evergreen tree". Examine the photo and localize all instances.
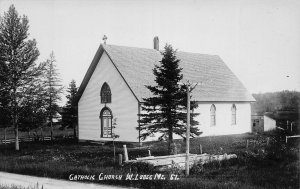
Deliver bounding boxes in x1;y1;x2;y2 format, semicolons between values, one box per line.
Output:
0;5;41;150
61;79;78;138
139;44;200;154
18;81;48;137
0;90;10;142
0;35;10;141
43;51;63;140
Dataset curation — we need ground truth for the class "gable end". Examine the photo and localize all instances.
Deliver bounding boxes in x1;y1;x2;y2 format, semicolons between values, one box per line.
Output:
76;44;140;104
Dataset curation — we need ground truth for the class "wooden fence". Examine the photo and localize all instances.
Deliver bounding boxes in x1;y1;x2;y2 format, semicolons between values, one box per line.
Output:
0;135;74;145
285;135;300;143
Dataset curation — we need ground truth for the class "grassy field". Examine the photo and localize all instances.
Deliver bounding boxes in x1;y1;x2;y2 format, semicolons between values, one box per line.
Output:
0;131;299;189
0;125;74;140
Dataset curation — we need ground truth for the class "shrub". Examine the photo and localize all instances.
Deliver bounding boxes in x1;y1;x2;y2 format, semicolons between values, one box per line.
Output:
123;161;157;174
190;162;203;175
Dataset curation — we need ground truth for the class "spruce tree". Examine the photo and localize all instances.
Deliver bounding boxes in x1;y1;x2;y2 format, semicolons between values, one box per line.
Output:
61;80;78;139
0;5;41;150
43;52;63;140
139;44;201;154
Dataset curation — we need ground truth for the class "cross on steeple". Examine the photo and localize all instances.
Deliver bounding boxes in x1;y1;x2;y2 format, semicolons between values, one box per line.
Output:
103;35;107;44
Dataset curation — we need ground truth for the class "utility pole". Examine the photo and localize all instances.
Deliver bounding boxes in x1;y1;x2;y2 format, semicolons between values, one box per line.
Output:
185;81;197;176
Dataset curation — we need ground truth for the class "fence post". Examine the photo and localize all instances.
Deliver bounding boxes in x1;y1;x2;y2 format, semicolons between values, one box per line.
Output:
4;127;7;145
119;154;123;166
40;127;43;141
246;139;249;149
266;137;270;146
123;145;128;161
199;144;203;154
148;149;151;156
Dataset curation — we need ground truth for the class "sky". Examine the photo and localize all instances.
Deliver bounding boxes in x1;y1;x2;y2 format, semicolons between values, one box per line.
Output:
0;0;300;104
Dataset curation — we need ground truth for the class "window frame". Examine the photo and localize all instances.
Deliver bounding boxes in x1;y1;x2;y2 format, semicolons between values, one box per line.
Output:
231;104;237;125
100;107;113;138
210;104;216;126
100;82;112;104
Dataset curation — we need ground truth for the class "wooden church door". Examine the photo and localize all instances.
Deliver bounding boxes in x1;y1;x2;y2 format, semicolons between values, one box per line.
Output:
101;109;112;138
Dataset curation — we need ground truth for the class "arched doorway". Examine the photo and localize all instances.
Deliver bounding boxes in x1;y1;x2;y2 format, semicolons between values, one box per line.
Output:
100;108;112;138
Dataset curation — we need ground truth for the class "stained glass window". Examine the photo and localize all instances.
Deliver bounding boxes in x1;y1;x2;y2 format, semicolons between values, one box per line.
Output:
100;83;111;103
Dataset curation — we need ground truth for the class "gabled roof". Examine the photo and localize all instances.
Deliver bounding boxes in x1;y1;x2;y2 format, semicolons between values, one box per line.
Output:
77;44;255;103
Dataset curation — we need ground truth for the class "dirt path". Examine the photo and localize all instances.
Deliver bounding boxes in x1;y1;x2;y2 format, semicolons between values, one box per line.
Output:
0;172;132;189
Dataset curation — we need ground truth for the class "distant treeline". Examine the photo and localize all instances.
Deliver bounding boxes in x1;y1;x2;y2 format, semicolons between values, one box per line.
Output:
251;90;300;115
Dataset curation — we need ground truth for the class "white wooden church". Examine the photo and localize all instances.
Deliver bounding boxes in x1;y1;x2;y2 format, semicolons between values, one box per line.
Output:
76;37;255;143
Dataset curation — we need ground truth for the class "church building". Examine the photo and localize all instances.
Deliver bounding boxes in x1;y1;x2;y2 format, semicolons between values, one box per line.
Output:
76;37;255;143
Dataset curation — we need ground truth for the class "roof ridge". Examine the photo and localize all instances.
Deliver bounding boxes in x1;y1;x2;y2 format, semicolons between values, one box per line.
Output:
102;43;218;57
103;43;160;52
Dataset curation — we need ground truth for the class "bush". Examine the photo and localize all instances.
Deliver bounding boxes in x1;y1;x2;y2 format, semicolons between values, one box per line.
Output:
190;162;203;175
264;129;299;161
123;162;157;174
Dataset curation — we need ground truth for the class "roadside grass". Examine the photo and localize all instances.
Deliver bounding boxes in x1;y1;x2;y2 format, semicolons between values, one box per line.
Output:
0;132;299;189
0;184;39;189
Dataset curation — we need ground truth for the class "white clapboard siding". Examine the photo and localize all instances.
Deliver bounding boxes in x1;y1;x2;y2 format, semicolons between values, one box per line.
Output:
78;52;140;142
194;102;251;136
142;102;251;141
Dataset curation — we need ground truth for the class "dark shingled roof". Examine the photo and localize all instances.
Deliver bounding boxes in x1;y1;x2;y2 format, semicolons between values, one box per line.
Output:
77;44;255;103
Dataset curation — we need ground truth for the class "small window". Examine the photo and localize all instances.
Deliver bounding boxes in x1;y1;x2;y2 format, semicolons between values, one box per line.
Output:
210;104;216;126
231;104;237;125
100;82;111;103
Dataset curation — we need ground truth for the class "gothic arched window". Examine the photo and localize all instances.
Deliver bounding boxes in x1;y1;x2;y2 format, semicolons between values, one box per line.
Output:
210;104;216;126
231;104;237;125
100;82;111;103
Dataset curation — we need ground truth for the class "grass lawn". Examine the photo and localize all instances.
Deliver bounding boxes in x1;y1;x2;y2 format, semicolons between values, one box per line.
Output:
0;132;299;189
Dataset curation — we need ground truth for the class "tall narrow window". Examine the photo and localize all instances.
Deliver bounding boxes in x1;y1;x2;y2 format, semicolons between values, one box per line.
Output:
100;82;111;103
231;104;237;125
100;108;112;138
210;104;216;126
